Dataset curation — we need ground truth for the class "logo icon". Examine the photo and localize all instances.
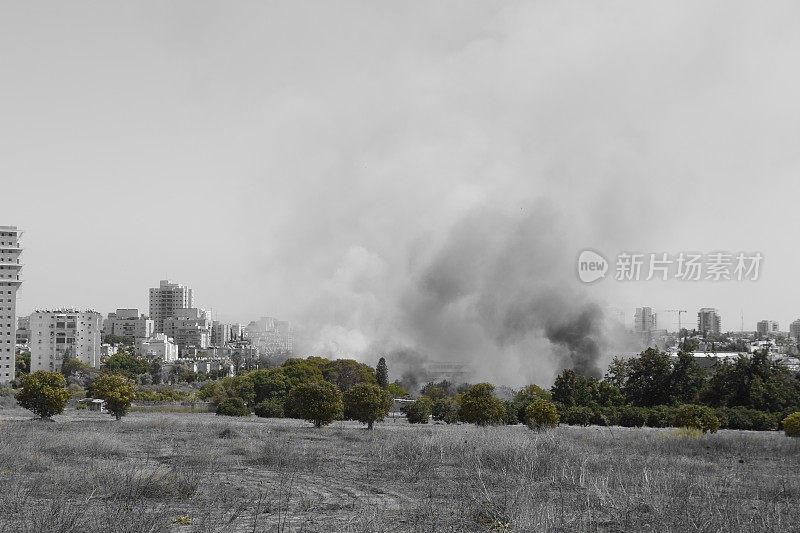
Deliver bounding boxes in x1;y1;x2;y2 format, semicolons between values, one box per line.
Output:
577;250;608;283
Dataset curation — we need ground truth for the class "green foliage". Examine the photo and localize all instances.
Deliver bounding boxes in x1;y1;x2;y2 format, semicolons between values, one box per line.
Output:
551;370;593;407
646;405;677;428
343;382;391;429
618;405;648;428
674;404;720;434
511;384;552;422
220;374;256;407
623;348;673;407
375;357;388;389
254;398;285;418
405;397;432;424
431;397;460;424
321;359;377;392
250;369;291;405
458;383;506;426
61;357;89;378
386;381;408;398
16;371;70;419
15;352;30;376
196;381;227;405
560;405;592;426
670;351;707;404
421;380;456;400
290;381;343;428
103;351;149;380
280;358;325;387
216;397;251;417
783;412;800;437
90;373;136;420
135;387;194;402
525;399;559;431
502;400;519;425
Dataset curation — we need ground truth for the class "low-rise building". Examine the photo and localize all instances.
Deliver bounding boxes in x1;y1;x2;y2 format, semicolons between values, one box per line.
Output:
137;333;179;362
29;309;103;371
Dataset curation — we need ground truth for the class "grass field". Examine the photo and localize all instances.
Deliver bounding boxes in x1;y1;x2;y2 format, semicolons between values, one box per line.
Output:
0;408;798;533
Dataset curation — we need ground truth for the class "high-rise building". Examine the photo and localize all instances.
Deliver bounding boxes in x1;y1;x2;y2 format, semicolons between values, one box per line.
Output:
0;226;22;384
104;309;154;340
697;308;722;337
634;307;657;334
790;319;800;341
30;309;103;372
163;308;210;351
211;321;230;347
245;317;293;356
149;280;194;333
756;320;779;335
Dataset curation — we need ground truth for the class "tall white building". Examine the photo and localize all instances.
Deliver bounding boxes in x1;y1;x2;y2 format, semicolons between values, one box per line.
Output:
790;320;800;341
163;308;210;351
756;320;780;336
104;308;154;340
211;321;230;347
697;308;722;337
30;309;103;372
634;306;657;346
0;226;22;384
149;280;193;334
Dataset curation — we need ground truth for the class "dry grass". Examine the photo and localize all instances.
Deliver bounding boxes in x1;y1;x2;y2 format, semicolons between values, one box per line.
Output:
0;410;798;532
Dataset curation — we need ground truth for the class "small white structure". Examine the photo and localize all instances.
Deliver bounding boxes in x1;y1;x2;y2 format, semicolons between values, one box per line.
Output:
78;398;107;413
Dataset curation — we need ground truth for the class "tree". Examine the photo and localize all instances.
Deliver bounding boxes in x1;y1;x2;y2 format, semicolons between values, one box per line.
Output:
254;398;284;418
674;404;720;433
458;383;506;426
405;397;432;424
670;351;707;404
623;348;673;406
103;351;149;380
281;358;325;387
783;412;800;437
90;372;136;420
386;381;408;398
15;351;30;376
525;399;559;431
343;382;391;429
375;357;389;389
149;360;163;385
551;369;593;407
16;371;70;420
290;381;343;428
251;369;291;405
432;397;460;423
61;357;89;378
321;359;377;392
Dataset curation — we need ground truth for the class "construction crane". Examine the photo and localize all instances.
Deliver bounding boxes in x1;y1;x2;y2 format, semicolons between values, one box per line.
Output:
665;309;688;333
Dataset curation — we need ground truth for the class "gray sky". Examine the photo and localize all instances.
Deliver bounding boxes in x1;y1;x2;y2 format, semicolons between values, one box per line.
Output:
3;2;800;377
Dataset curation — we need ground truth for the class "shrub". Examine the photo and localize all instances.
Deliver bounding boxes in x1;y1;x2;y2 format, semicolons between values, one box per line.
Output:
560;405;592;426
618;406;647;428
458;383;506;426
290;381;343;428
590;409;611;426
646;405;677;428
405;397;432;424
723;406;753;430
674;404;720;434
343;382;391;429
503;400;519;425
16;371;70;419
254;398;285;418
750;410;778;431
782;412;800;437
216;397;251;417
431;397;460;424
525;399;559;431
91;373;136;420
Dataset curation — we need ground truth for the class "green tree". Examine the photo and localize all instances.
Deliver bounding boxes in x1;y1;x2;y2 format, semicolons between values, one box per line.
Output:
251;368;291;405
321;359;377;392
405;397;432;424
551;369;593;407
674;404;720;433
525;399;559;431
61;357;89;378
670;351;707;404
16;371;70;420
220;374;256;407
290;381;343;428
149;360;163;385
431;397;460;423
216;397;251;417
386;381;408;398
375;357;389;389
90;373;136;420
103;351;149;380
343;382;391;429
15;351;30;376
623;348;673;406
458;383;506;426
254;398;284;418
782;411;800;437
280;358;325;387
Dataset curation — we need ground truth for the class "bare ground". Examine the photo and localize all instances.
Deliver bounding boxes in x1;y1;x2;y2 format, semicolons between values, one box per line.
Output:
0;408;798;532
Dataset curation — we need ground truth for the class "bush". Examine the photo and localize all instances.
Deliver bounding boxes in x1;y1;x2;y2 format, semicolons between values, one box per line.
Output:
590;409;611;427
750;410;778;431
405;397;432;424
16;371;70;419
503;400;519;425
674;404;720;434
782;412;800;437
525;399;559;431
216;397;251;417
254;398;284;418
560;405;592;426
431;397;459;424
458;383;506;426
646;405;677;428
618;406;647;428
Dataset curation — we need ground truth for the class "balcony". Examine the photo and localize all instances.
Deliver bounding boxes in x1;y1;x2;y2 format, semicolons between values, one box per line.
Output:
0;245;21;251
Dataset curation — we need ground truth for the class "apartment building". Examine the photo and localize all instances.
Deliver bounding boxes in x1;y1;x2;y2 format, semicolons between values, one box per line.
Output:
104;308;154;340
697;308;722;337
211;321;230;347
0;226;22;384
149;280;193;333
137;333;179;362
162;308;210;352
29;309;103;372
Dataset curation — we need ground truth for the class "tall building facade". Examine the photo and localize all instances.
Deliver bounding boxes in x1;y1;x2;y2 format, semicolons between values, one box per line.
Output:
245;317;293;356
211;321;230;347
30;309;103;372
790;320;800;341
104;308;154;340
756;320;779;335
697;308;722;337
149;280;193;333
137;333;179;362
0;226;22;384
633;306;657;346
